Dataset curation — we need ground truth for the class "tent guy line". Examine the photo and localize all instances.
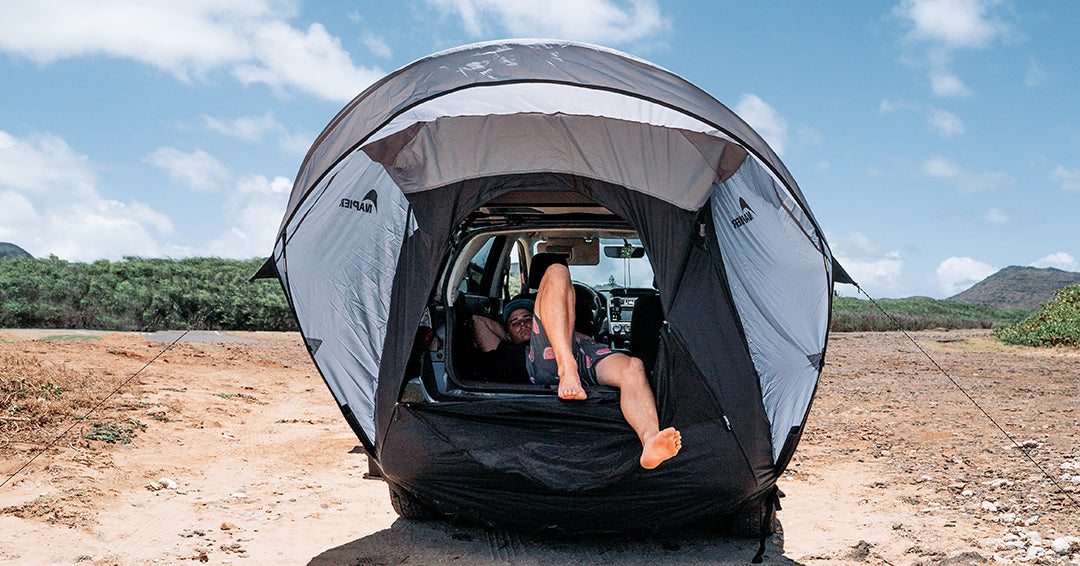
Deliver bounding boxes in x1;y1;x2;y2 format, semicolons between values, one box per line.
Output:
0;329;192;490
0;279;255;489
854;282;1080;510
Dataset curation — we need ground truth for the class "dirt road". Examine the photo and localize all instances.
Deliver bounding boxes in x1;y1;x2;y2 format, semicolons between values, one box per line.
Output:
1;329;1078;565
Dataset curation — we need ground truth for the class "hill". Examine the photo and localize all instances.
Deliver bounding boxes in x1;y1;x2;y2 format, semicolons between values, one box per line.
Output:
947;265;1080;311
0;242;32;260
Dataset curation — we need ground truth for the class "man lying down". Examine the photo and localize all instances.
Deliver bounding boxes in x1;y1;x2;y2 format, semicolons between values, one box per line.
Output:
472;257;681;470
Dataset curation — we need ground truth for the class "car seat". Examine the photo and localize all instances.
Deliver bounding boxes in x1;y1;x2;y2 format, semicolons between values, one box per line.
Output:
628;293;664;375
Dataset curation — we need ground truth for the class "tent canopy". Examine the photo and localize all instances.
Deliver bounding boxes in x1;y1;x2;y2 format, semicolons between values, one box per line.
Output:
268;41;838;510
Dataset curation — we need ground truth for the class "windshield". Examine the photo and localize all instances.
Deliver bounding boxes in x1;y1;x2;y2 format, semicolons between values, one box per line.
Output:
532;238;655;290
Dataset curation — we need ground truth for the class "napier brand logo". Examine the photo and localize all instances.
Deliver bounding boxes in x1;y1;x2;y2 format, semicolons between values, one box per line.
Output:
730;197;755;229
340;189;378;214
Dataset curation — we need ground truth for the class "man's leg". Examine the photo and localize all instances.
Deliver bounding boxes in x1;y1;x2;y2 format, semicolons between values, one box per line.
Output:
595;353;682;469
533;263;587;400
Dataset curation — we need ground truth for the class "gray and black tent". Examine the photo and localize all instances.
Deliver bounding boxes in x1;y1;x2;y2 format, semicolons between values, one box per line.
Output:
261;39;848;536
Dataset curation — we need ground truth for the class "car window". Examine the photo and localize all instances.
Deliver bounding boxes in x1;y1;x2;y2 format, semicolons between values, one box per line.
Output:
502;241;526;300
458;237;496;294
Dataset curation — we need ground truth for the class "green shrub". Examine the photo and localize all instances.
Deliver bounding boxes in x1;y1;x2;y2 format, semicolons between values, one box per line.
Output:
993;285;1080;347
830;296;1028;332
85;419;146;444
0;256;296;331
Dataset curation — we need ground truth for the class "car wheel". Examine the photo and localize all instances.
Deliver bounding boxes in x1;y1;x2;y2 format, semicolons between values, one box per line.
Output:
388;481;437;520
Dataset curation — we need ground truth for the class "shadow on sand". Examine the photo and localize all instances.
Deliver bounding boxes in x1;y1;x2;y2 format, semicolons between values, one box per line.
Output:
308;517;801;566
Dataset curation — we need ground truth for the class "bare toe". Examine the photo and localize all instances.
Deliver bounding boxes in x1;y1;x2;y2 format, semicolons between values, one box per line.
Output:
640;427;681;469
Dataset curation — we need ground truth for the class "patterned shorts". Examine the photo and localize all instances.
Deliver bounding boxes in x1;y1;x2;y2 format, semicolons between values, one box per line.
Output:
526;315;615;386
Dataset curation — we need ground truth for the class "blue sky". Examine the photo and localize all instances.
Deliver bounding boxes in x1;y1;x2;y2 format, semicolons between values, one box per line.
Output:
1;0;1077;299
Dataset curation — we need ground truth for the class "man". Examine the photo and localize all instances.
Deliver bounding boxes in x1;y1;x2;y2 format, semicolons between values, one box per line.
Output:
474;260;681;470
472;298;534;383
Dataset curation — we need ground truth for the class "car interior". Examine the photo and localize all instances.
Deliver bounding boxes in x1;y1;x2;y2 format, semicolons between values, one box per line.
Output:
404;191;668;401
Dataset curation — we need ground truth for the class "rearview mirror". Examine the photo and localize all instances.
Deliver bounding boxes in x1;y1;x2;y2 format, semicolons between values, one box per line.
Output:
603;245;645;259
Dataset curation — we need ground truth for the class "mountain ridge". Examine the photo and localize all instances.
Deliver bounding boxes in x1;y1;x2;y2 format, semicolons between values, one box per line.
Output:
948;265;1080;311
0;242;32;260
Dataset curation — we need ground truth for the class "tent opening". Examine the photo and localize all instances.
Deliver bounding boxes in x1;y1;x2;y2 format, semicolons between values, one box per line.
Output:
398;188;673;401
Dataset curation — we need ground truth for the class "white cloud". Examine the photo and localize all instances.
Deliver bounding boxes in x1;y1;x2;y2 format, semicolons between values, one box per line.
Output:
921;155;1011;192
1031;252;1078;272
929;66;972;98
0;130;173;261
829;232;905;296
205;174;292;259
0;1;254;78
928;107;964;137
879;99;918;114
232;21;383;101
1025;58;1047;88
362;34;393;58
0;1;382;102
0;191;41;242
1050;165;1080;191
980;207;1009;225
202;112;313;155
892;0;1008;98
880;100;965;136
144;147;231;191
426;0;669;45
897;0;1007;49
203;112;281;142
797;126;823;147
936;256;996;296
0;130;95;194
278;129;316;156
735;94;788;156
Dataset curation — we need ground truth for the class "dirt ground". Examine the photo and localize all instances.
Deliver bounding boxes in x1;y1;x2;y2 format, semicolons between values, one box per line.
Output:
1;329;1078;565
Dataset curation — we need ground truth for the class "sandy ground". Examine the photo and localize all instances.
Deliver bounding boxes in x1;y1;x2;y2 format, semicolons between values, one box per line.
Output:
1;329;1078;565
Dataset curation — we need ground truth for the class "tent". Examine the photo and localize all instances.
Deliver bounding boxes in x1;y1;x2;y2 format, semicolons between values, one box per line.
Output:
260;39;849;534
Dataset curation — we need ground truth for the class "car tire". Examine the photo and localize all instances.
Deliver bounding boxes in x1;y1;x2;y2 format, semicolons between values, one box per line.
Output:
388;481;437;520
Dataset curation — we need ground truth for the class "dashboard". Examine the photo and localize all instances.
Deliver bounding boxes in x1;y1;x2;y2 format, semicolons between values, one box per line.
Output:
604;287;659;345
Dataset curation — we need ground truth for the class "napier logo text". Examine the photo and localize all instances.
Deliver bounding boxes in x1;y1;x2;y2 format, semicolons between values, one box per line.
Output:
730;197;755;229
340;189;379;214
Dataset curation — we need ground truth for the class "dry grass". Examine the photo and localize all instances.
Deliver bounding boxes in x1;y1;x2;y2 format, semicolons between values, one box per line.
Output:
0;486;101;527
0;345;116;447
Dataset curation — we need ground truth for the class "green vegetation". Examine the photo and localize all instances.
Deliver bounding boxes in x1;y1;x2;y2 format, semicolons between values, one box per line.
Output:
212;392;264;404
34;334;103;343
830;296;1030;332
0;256;295;331
85;418;146;444
993;285;1080;347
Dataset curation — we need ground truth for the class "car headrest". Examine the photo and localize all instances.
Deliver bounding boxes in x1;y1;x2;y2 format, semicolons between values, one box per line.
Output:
528;253;569;290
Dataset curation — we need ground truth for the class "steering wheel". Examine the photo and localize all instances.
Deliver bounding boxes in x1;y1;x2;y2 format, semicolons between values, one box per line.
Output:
573;283;606;337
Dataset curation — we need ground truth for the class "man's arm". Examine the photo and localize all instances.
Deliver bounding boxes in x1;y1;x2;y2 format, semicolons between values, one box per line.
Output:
472;315;509;352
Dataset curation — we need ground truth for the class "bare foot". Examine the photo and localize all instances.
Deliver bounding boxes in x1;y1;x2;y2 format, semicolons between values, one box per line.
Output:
558;373;588;400
640;427;681;469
